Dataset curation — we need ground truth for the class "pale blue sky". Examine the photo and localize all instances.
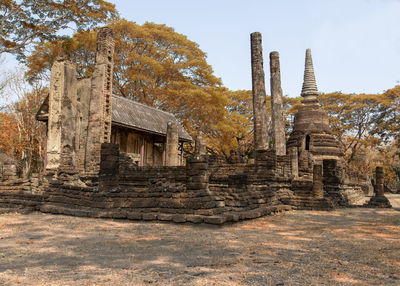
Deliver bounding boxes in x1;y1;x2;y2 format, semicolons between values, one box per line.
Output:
110;0;400;97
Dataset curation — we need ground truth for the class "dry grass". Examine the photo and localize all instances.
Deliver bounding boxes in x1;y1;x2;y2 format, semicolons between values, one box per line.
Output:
0;194;399;285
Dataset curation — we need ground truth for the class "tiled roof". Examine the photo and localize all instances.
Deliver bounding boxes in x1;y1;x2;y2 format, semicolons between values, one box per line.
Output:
111;95;192;141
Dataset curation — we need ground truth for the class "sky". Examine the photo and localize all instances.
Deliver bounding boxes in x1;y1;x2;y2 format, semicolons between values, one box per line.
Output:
108;0;400;97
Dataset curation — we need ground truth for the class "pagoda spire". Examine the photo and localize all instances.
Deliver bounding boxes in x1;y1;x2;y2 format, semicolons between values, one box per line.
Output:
301;49;318;101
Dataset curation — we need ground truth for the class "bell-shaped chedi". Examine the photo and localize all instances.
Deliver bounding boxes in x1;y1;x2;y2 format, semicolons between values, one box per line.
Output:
287;49;343;165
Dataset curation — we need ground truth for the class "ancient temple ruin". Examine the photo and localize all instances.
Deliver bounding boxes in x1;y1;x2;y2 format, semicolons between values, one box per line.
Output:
0;28;388;225
35;28;191;172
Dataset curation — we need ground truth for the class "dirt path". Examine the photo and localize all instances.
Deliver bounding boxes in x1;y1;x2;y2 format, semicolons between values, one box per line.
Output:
0;195;399;286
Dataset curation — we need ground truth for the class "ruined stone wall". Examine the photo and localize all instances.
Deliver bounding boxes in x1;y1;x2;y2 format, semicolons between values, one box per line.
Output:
1;164;17;181
208;162;292;217
0;153;371;224
323;159;369;205
0;159;371;224
280;178;335;210
0;178;43;214
0;155;293;224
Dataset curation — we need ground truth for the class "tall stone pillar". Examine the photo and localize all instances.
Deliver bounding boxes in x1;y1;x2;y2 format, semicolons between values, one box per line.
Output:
165;122;179;166
250;32;269;151
269;51;286;156
75;78;91;172
289;146;298;177
365;166;391;208
85;27;115;173
59;60;78;174
195;136;207;156
47;58;77;172
375;166;384;196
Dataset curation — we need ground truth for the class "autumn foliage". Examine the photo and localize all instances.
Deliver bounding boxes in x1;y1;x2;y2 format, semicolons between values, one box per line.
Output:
0;88;47;177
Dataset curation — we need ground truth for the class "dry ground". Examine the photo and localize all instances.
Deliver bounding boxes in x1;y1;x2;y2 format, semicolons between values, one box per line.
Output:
0;195;399;286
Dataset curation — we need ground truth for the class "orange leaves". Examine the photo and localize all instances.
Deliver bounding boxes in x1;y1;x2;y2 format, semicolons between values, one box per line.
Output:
0;112;18;154
0;86;47;174
318;90;400;181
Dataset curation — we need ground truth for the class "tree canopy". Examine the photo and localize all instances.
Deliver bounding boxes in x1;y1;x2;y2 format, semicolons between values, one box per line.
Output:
0;0;118;60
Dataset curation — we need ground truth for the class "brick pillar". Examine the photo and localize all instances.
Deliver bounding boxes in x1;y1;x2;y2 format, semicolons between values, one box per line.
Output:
375;166;384;196
47;59;77;173
312;164;323;198
289;146;298;177
186;155;209;191
165;122;179;166
195;136;207;155
99;143;119;190
365;165;391;208
85;27;115;173
269;51;286;156
250;32;269;152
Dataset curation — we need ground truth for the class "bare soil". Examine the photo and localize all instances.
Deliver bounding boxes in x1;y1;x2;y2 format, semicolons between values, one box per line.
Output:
0;195;399;286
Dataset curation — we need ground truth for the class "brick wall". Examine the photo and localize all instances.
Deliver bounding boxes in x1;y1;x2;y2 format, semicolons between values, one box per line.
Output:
0;154;372;224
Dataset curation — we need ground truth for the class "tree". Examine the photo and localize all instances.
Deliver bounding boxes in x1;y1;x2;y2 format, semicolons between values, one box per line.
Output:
0;0;118;60
374;85;400;147
0;66;47;177
319;92;383;164
0;111;18;156
12;88;47;177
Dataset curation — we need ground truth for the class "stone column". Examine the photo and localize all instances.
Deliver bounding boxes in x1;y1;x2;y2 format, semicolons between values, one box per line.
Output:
46;60;63;171
251;32;269;151
59;61;78;174
75;78;91;172
195;136;207;155
269;51;286;156
85;27;115;173
47;59;77;172
365;165;391;208
165;122;179;166
186;155;209;191
289;146;298;177
375;166;384;196
312;164;323;198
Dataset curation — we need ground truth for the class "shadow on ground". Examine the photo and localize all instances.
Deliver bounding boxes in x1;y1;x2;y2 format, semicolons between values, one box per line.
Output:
0;194;399;285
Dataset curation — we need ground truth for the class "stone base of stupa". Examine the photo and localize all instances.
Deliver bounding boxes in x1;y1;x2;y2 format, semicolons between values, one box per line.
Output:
364;195;392;208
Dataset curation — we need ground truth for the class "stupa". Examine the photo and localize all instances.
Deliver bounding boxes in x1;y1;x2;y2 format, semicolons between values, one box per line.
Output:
287;49;343;172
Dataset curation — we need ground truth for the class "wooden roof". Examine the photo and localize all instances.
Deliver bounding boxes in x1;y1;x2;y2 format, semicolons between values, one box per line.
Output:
112;95;192;142
36;95;192;142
